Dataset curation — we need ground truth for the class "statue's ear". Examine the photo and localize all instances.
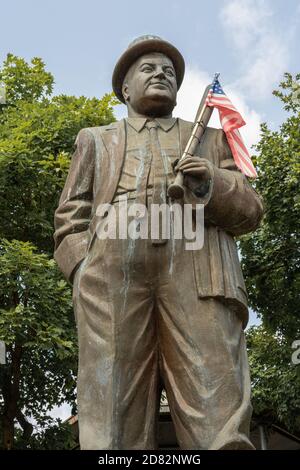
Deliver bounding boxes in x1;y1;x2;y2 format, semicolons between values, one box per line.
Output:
122;82;129;102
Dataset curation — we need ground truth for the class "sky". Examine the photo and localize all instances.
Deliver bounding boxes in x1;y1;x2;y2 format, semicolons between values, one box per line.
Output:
1;0;299;145
1;0;299;421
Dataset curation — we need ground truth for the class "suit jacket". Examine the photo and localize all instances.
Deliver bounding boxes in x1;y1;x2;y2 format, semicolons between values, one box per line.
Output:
53;118;263;327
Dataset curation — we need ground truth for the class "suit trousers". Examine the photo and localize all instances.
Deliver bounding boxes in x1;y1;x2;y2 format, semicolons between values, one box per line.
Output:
72;199;254;450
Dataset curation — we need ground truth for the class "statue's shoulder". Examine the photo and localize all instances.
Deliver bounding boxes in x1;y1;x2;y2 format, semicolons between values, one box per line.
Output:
177;117;221;141
204;126;223;146
83;119;125;138
177;117;193;130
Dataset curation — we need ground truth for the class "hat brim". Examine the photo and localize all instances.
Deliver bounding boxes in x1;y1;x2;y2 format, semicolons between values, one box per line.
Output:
112;38;185;103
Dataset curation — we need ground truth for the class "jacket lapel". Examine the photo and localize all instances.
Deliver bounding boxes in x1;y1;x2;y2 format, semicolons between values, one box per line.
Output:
178;118;193;155
95;118;127;208
88;119;126;240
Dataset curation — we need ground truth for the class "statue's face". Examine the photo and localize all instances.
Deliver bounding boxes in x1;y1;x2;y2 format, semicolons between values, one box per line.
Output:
122;52;177;117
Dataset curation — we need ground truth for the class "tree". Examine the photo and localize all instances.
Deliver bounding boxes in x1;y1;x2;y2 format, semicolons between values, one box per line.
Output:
20;419;77;450
0;54;117;253
0;54;117;448
0;54;53;106
241;73;299;338
0;240;75;448
241;73;300;433
247;326;300;433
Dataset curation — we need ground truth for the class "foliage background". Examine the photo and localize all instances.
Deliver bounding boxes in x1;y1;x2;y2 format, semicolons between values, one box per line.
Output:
241;73;300;434
0;54;117;449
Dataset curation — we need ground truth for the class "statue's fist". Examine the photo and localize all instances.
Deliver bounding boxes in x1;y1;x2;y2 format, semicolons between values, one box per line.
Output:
175;157;213;198
175;156;212;181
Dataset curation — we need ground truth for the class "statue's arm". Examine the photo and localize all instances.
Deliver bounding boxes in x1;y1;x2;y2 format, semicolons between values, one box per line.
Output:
53;128;95;282
205;129;264;235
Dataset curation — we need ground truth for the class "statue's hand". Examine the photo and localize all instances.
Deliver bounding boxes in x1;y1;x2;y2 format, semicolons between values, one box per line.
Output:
175;157;211;181
175;157;213;198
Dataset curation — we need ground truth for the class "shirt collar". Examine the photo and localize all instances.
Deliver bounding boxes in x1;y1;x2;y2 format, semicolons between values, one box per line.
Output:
127;117;177;133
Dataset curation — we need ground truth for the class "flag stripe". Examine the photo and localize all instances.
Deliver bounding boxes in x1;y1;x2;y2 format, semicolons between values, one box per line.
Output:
208;99;237;112
220;113;245;131
208;94;238;107
232;129;249;154
230;138;255;173
228;133;256;175
227;131;257;176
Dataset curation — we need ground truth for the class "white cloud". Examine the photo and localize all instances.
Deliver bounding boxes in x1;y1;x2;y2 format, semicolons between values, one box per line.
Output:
175;67;262;151
50;403;72;422
175;69;216;124
220;0;290;99
221;0;272;50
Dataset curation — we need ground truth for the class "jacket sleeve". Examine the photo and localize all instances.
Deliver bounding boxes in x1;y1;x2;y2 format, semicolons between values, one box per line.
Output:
53;128;95;282
203;129;264;235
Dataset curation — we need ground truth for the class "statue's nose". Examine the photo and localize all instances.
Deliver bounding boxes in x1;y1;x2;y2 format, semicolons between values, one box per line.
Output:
153;69;166;79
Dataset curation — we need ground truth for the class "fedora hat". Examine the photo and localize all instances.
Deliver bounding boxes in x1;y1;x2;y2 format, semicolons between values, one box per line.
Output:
112;35;185;103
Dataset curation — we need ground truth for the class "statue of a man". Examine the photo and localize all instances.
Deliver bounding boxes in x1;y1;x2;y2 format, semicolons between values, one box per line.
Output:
54;35;263;450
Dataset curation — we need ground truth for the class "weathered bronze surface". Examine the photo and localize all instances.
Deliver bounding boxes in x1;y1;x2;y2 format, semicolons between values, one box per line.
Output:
54;35;263;450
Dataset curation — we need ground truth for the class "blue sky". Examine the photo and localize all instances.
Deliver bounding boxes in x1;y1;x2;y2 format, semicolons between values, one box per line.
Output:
1;0;299;137
2;0;296;421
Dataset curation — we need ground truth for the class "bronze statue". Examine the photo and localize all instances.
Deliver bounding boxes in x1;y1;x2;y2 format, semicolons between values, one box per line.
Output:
54;35;263;449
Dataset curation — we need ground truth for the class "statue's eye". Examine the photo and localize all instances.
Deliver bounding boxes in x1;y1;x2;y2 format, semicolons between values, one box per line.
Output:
141;66;153;73
165;68;175;77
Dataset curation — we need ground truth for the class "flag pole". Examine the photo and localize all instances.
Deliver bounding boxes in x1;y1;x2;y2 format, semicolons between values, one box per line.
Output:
167;73;219;199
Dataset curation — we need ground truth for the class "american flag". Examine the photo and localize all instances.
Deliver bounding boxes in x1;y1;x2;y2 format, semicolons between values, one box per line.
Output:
206;76;257;178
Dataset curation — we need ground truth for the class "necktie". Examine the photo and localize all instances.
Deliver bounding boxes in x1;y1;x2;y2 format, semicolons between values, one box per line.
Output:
146;120;168;245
